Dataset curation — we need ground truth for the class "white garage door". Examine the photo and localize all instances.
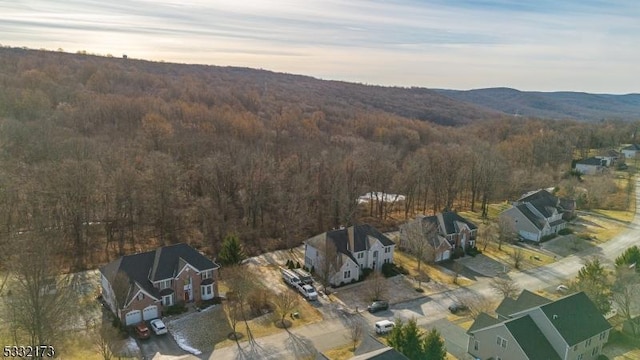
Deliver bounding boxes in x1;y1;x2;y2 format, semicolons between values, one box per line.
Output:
125;310;142;326
143;305;158;320
441;250;451;261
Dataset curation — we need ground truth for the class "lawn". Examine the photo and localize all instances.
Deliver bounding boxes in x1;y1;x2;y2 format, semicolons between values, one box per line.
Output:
479;242;555;271
393;251;472;288
324;341;360;360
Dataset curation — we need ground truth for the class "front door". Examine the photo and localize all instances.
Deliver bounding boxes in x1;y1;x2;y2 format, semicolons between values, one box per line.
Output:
184;277;192;301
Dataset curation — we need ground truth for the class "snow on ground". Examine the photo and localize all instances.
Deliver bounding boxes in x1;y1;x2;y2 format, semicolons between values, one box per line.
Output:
166;307;222;354
117;337;141;357
357;192;406;204
173;332;202;355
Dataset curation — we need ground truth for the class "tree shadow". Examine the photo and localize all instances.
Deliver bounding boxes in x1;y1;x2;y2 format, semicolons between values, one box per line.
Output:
284;328;319;359
234;339;279;360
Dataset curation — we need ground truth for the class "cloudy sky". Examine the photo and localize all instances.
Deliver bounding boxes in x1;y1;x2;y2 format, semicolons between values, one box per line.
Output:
1;0;638;93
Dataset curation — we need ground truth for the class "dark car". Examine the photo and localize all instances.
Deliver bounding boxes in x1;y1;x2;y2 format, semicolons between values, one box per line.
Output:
367;301;389;313
448;302;469;314
134;323;151;340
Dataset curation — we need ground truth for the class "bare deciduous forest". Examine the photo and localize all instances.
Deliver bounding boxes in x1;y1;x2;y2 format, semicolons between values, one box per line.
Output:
0;47;637;271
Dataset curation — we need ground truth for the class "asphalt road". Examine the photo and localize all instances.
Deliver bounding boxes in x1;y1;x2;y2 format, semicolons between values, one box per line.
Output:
137;329;186;360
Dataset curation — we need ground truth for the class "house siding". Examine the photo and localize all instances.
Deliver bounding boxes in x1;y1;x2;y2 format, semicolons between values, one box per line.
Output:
331;257;359;286
468;325;528;360
501;207;541;241
575;163;600;175
120;285;161;323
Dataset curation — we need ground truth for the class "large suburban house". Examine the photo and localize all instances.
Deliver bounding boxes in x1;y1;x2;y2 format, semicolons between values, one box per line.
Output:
500;189;569;242
399;211;477;262
595;149;620;167
621;144;640;159
575;157;607;175
100;243;220;326
467;291;611;360
304;224;395;286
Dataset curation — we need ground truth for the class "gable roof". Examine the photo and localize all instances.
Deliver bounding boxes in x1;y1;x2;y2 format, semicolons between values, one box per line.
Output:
540;292;611;346
505;315;561;360
623;144;640;151
515;204;546;230
100;243;218;306
468;312;501;334
350;347;409;360
306;224;393;266
439;211;478;234
518;190;560;218
496;290;551;319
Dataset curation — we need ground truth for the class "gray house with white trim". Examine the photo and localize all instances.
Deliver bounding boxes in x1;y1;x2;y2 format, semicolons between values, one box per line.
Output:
500;189;568;242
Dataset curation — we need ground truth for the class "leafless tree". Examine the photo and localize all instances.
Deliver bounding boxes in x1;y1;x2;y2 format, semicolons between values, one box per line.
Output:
93;323;120;360
510;248;525;270
496;217;517;250
225;265;257;344
349;318;364;352
490;276;520;299
273;289;298;328
316;239;340;291
613;267;640;335
401;218;437;287
452;261;464;285
464;294;494;318
366;272;388;301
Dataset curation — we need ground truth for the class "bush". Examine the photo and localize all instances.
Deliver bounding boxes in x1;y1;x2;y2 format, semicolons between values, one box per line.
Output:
465;246;481;257
452;247;465;259
164;302;188;316
540;234;557;242
558;228;574;235
360;267;374;280
381;263;409;278
295;261;301;269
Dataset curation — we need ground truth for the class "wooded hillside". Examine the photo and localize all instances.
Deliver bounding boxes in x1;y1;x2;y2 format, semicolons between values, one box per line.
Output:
0;47;636;270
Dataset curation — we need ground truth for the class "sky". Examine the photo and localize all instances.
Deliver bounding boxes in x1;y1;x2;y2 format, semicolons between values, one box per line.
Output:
1;0;639;94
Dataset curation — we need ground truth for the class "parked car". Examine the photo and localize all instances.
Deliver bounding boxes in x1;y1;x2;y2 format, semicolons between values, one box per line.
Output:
448;302;469;314
299;284;318;301
556;284;569;292
367;301;389;313
375;320;395;334
134;323;150;339
150;319;168;335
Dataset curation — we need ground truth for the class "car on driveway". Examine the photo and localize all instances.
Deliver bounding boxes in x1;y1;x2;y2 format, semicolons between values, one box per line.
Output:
367;301;389;313
448;302;468;314
150;319;168;335
556;284;569;292
134;323;151;339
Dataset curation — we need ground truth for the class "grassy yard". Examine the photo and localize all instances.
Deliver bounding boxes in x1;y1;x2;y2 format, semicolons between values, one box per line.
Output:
479;242;555;271
323;341;360;360
393;251;472;288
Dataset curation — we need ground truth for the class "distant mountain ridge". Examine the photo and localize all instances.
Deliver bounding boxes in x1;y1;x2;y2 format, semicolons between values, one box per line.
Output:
435;87;640;121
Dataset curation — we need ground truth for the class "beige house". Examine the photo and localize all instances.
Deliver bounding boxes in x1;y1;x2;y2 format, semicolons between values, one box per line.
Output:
304;224;395;286
467;291;611;360
100;243;220;326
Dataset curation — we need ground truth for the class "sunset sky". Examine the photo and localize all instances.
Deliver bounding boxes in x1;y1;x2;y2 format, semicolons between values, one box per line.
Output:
1;0;638;93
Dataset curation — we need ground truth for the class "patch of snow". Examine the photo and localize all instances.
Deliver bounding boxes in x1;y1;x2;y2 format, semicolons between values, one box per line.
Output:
117;337;140;357
172;332;202;355
358;192;405;204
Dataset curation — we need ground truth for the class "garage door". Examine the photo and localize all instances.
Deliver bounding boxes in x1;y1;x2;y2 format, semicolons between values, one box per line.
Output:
441;250;451;261
125;310;142;326
143;305;158;320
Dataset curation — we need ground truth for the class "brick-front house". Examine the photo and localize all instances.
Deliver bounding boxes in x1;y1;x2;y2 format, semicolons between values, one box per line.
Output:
100;243;220;326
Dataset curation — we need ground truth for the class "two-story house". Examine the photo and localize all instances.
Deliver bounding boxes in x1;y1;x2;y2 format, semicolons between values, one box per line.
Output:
467;291;611;360
304;224;395;286
500;189;569;242
100;243;220;326
399;211;477;262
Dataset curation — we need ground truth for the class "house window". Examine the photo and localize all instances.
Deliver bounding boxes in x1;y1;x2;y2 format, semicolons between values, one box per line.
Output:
599;331;607;340
357;252;364;259
373;251;378;258
474;340;479;351
384;247;390;253
137;293;144;301
384;258;390;264
577;354;583;360
159;279;172;289
586;338;592;347
496;336;507;348
201;270;212;280
344;270;351;278
201;284;213;295
162;294;173;307
592;347;598;356
574;345;578;351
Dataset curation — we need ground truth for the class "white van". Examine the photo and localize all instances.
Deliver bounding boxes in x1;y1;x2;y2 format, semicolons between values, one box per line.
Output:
375;320;395;334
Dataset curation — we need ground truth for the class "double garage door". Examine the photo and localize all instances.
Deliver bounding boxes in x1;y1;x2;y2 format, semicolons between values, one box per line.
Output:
124;305;159;326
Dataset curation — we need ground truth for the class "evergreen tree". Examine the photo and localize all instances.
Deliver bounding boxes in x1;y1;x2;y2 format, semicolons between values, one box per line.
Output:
572;258;612;313
387;318;427;360
218;234;246;266
423;328;447;360
615;245;640;271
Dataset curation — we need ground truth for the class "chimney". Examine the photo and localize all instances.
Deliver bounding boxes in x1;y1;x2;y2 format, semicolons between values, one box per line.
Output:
347;226;355;252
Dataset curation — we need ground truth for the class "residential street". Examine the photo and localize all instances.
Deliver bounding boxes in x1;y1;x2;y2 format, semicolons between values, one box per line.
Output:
199;178;640;360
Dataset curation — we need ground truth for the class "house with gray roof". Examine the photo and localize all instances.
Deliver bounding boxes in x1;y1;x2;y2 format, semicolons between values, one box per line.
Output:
500;189;569;242
467;291;611;360
399;211;477;262
100;243;219;326
304;224;395;286
575;157;606;175
621;144;640;159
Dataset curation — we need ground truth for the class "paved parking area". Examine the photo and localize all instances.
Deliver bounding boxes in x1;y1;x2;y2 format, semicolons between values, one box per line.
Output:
541;234;596;257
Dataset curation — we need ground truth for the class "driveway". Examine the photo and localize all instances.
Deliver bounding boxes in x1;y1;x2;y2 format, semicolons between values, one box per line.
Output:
137;328;187;360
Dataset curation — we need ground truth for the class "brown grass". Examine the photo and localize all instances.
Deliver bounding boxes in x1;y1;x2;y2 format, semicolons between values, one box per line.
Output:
393;251;472;287
323;341;360;360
